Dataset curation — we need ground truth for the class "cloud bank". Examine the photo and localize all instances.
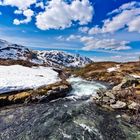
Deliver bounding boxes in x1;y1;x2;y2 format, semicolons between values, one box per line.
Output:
0;0;93;30
88;1;140;34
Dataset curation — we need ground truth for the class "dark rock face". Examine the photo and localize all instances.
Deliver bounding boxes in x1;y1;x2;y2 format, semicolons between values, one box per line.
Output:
0;99;139;140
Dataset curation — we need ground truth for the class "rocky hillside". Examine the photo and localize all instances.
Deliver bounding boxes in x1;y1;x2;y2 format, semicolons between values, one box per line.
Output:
37;50;92;68
73;61;140;86
0;39;92;68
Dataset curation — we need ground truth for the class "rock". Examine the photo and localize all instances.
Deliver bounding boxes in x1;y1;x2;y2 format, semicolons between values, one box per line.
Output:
110;99;116;104
122;76;139;88
102;97;110;103
116;115;121;119
92;94;100;100
0;80;72;107
101;104;114;111
110;101;126;109
113;77;139;91
113;78;127;91
128;102;139;110
1;100;139;140
8;92;32;102
121;114;131;122
105;91;115;99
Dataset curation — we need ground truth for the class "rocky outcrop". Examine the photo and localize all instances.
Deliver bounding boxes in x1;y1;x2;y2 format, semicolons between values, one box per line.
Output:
0;80;72;107
93;77;140;127
94;77;140;109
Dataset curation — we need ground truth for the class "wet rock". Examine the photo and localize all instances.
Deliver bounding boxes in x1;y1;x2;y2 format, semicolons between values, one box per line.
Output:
0;100;139;140
92;94;100;100
110;101;126;109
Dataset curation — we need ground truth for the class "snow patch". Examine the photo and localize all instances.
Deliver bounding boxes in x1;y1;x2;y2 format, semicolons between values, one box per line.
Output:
0;65;60;94
107;65;120;72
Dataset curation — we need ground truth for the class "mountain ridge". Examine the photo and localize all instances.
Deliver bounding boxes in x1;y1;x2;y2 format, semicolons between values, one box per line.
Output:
0;39;93;68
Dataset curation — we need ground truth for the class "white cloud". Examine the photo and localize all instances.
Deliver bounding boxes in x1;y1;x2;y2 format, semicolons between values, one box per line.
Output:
88;26;102;34
80;37;131;51
0;0;37;10
13;19;20;25
14;10;22;14
56;34;81;41
0;0;93;30
79;27;89;33
109;1;140;15
35;2;44;9
89;1;140;34
0;0;36;25
36;0;93;30
66;34;81;41
13;9;34;25
92;54;139;62
128;16;140;32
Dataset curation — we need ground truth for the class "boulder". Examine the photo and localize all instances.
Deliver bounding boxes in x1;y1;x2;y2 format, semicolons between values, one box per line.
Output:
110;99;116;104
128;102;139;110
102;97;110;103
113;76;139;91
121;114;131;122
110;101;126;109
105;91;115;99
92;94;100;100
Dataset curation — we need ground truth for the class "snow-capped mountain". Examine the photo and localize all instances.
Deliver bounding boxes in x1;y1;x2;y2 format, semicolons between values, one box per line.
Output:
0;39;37;60
0;39;92;67
37;50;92;68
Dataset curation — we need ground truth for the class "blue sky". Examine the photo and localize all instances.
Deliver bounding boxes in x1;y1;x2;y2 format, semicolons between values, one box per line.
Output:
0;0;140;61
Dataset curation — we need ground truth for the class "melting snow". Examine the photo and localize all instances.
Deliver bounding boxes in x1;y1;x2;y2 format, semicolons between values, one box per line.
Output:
0;65;60;94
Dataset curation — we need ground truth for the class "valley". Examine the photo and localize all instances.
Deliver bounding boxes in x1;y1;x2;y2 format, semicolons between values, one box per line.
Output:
0;39;139;140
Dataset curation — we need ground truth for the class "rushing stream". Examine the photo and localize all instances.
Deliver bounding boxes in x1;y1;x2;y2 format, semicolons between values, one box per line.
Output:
68;77;106;97
0;77;139;140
